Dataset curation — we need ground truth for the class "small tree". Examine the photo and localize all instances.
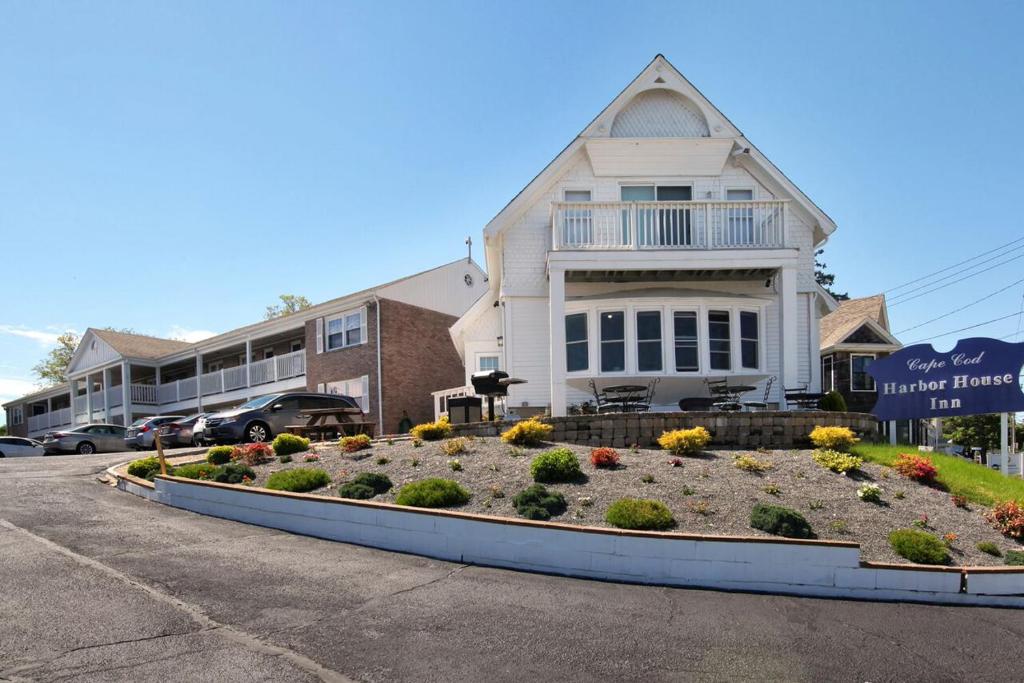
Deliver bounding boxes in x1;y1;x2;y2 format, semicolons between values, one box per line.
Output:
944;414;1024;454
264;294;313;320
814;249;849;301
32;331;79;386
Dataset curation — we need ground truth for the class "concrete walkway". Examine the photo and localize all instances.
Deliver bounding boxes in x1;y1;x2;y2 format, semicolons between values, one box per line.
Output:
1;452;1022;681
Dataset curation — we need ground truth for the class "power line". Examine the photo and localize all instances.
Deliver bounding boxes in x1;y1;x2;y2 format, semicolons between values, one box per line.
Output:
885;235;1024;295
893;276;1024;334
889;251;1024;306
907;311;1023;345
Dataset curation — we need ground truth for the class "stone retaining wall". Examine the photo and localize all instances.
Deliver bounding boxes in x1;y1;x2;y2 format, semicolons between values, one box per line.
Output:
451;411;879;448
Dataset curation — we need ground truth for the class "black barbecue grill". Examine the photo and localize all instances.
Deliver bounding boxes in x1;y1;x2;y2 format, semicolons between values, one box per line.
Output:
470;370;526;421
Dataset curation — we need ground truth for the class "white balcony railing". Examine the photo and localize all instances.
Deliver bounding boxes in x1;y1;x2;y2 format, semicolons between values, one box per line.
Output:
73;395;87;416
148;349;307;406
223;365;247;392
107;386;123;408
201;371;223;396
551;200;787;251
27;407;74;433
131;384;158;405
276;350;306;380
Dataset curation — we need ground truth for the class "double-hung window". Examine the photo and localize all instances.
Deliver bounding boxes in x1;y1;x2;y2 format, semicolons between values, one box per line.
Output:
851;354;876;391
708;310;731;371
600;311;625;373
562;190;593;246
323;376;369;411
673;311;699;372
565;313;589;372
725;188;755;245
821;355;835;393
326;309;365;351
478;355;500;372
739;311;759;369
636;311;662;372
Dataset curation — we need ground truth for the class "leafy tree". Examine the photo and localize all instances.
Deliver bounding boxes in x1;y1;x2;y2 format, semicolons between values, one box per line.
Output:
944;414;1024;454
0;424;7;436
815;249;849;301
265;294;313;320
32;331;79;386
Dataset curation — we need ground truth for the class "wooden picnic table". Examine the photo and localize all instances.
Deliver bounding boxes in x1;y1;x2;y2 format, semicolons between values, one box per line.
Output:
286;407;375;440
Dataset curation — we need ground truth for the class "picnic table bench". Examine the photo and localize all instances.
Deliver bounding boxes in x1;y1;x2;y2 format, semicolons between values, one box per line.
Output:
286;407;375;441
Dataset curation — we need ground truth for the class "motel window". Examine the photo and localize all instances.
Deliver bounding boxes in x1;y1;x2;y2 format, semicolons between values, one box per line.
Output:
326;309;366;351
600;311;626;373
290;340;303;353
673;312;699;372
708;310;731;371
323;376;369;412
565;313;588;372
726;188;755;244
636;311;663;372
821;355;835;393
740;311;759;369
851;354;876;391
10;406;23;425
478;355;500;372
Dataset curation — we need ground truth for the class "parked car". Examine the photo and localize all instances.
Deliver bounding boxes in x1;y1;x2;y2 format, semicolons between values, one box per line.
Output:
42;424;128;455
204;392;361;444
124;416;185;450
157;413;208;447
0;436;46;457
192;414;209;446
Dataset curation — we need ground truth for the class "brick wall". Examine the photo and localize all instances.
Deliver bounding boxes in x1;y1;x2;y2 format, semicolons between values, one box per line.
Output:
379;298;464;432
5;406;28;437
452;411;881;449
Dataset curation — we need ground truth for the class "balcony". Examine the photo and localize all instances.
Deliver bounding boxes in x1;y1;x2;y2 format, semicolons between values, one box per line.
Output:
551;200;787;251
156;349;307;405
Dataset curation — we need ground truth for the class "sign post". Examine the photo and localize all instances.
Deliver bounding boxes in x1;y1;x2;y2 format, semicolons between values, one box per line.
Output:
155;430;167;476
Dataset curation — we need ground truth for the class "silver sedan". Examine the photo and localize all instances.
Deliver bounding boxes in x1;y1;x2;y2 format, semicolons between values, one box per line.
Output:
42;424;128;455
0;437;46;457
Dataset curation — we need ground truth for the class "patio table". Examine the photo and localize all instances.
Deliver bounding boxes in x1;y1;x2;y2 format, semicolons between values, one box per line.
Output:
286;407;374;440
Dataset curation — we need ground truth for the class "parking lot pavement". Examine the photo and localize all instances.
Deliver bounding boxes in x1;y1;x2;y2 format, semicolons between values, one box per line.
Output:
1;452;1022;682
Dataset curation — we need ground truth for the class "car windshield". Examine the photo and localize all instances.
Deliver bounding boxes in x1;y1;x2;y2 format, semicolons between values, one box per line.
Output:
235;395;280;410
130;418;149;427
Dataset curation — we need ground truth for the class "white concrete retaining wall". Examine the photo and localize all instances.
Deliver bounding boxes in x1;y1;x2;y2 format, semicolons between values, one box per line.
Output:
107;473;1024;607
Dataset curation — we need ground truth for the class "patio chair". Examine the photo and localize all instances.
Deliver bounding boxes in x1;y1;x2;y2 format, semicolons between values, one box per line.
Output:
705;378;741;412
743;376;775;411
588;379;616;414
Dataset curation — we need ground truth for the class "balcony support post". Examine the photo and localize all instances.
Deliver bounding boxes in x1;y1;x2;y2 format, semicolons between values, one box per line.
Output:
85;374;94;420
102;367;112;423
155;366;161;406
779;266;798;407
121;362;132;427
245;339;252;388
196;354;203;411
548;265;567;417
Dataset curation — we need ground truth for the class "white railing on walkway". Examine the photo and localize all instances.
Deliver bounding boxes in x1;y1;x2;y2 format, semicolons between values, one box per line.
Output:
551;200;787;251
200;371;223;396
27;407;74;433
276;350;306;380
73;395;87;416
145;349;307;406
107;386;123;408
223;365;248;392
131;384;158;405
180;376;198;400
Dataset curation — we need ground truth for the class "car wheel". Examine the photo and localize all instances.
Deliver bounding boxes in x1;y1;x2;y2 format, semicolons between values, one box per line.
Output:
77;442;96;455
245;422;270;443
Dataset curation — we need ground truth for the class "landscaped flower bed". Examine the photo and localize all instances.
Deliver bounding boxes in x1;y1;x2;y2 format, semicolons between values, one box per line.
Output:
176;435;1023;566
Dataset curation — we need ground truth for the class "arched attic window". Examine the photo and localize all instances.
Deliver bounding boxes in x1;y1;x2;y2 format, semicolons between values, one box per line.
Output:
610;88;710;138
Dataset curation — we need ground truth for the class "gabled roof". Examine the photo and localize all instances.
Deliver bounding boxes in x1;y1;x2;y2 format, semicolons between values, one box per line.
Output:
820;294;900;351
91;328;193;359
483;54;837;246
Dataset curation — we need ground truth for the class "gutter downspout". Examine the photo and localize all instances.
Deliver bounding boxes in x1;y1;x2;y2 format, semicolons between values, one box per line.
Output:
373;295;384;436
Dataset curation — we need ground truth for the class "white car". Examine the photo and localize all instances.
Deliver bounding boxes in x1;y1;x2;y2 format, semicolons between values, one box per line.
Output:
0;436;46;457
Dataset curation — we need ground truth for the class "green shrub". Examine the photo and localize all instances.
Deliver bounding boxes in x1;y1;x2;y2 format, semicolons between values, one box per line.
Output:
811;448;863;474
976;541;1002;557
750;503;813;539
339;433;373;452
172;462;221;481
278;454;292;464
440;437;469;456
213;463;255;484
657;426;711;456
337;483;377;499
409;417;452;441
512;484;567;521
818;391;848;412
272;433;310;457
394;478;471;508
605;498;675;531
733;453;771;473
529;448;582;483
127;456;161;479
206;446;235;465
888;529;949;565
808;426;858;452
1005;550;1024;566
266;468;331;493
500;418;553;446
350;472;392;495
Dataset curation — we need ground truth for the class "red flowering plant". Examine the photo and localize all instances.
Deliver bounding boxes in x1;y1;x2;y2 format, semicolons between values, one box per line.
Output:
668;458;685;467
892;453;938;484
589;447;620;469
986;500;1024;539
232;442;274;466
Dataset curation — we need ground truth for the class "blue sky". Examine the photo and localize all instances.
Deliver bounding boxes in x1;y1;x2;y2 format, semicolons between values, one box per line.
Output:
2;1;1023;412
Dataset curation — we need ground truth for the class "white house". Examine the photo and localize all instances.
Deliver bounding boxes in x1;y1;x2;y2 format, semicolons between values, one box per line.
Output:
444;55;836;417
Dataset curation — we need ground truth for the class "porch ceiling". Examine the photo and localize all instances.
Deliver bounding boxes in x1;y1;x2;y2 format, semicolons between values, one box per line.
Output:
565;267;777;283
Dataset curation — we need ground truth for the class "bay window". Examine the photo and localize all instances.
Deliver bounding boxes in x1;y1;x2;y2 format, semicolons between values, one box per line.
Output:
565;313;588;372
673;311;698;372
600;311;625;372
740;311;759;369
708;310;731;371
636;311;662;372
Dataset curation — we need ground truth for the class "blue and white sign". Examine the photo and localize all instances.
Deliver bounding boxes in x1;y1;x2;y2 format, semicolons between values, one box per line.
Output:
866;337;1024;420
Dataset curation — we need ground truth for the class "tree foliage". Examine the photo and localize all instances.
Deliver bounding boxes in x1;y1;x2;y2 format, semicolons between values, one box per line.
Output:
814;249;849;301
264;294;312;320
32;331;79;386
944;414;1024;453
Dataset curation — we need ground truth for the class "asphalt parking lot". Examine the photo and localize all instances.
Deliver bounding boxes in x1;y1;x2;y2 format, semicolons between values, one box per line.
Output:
1;451;1022;682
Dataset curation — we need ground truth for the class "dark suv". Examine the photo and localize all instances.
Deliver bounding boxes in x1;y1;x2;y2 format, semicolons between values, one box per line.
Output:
204;392;361;444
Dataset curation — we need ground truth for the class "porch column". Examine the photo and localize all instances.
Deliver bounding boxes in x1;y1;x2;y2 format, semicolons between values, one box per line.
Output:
102;367;112;423
888;420;897;445
549;266;567;417
85;374;94;419
245;339;252;388
808;295;821;393
779;266;798;406
121;362;132;427
155;366;161;407
196;354;203;411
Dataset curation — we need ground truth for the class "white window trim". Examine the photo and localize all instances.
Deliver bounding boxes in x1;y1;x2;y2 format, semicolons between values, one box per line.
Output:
10;406;24;425
207;360;224;373
635;309;664;373
821;354;835;393
476;354;500;372
597;308;628;376
850;353;877;392
324;306;368;352
723;185;757;200
563;187;594;201
671;308;701;374
323;375;370;412
565;312;589;373
738;308;762;371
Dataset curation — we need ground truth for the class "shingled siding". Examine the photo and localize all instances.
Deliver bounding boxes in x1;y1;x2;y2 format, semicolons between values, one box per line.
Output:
827;351;890;414
452;412;880;449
